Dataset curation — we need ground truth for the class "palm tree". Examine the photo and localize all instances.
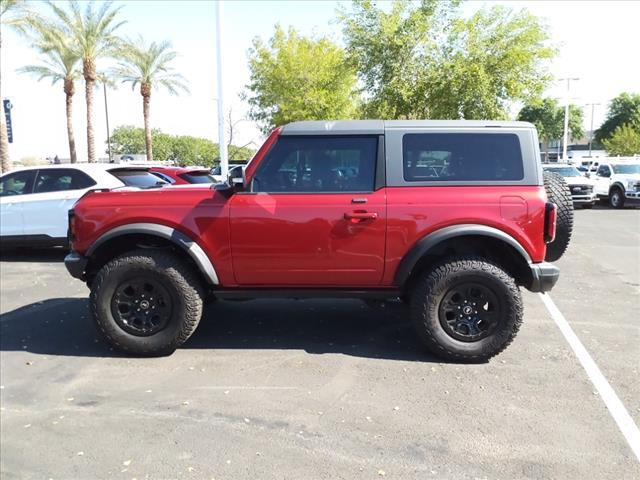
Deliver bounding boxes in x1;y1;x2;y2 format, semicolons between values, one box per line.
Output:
0;0;30;173
18;34;80;163
46;0;125;162
112;37;188;161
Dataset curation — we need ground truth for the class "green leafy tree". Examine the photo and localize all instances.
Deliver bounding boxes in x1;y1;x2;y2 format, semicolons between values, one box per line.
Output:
594;92;640;143
518;98;583;161
46;0;125;162
108;126;254;166
338;1;554;120
112;37;188;161
602;124;640;156
338;0;457;119
427;7;555;119
246;25;358;134
18;31;80;163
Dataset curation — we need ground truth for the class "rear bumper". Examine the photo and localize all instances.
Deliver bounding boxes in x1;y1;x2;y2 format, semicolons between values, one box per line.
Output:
528;262;560;292
64;252;87;280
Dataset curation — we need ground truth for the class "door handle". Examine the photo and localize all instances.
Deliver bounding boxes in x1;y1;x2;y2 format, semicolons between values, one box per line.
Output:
344;211;378;221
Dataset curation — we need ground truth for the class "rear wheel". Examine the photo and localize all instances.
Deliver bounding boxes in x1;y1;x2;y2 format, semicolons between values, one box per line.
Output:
90;249;204;356
543;171;574;262
410;257;523;363
609;187;625;209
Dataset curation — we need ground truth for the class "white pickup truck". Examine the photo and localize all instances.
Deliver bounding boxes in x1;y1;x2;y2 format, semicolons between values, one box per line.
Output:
592;161;640;208
543;164;596;208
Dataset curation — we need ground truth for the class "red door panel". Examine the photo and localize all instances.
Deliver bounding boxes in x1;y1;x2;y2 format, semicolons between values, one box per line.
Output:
229;190;386;286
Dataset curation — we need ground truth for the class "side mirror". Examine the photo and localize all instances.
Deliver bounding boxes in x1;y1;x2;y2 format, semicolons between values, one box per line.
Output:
213;167;245;196
228;166;245;190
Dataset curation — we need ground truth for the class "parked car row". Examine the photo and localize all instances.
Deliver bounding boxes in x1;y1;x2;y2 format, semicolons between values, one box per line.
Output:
542;160;640;209
0;162;253;248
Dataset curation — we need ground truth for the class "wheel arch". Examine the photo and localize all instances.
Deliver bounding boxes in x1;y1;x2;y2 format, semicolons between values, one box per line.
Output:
85;223;219;286
609;182;626;195
394;225;533;290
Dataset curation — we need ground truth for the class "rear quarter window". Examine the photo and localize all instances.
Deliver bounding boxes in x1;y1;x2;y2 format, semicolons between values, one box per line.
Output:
109;169;168;188
402;133;524;182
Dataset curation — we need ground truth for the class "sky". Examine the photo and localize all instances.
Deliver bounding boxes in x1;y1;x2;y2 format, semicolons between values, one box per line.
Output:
1;0;640;161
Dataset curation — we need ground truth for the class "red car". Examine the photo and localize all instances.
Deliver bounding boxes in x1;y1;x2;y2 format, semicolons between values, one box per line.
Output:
149;166;216;185
65;120;573;362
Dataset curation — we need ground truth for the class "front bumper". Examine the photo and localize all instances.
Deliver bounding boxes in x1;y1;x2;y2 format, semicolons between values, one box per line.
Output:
528;262;560;292
624;190;640;203
572;193;596;205
64;252;87;280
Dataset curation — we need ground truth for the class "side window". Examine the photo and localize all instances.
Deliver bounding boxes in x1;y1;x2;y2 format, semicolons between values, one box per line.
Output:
0;170;36;197
596;165;611;177
34;169;96;193
252;136;378;193
402;133;524;182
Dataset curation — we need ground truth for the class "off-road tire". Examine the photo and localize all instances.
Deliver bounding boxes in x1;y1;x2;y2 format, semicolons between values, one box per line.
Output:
410;257;523;363
543;171;573;262
90;249;205;356
609;186;625;209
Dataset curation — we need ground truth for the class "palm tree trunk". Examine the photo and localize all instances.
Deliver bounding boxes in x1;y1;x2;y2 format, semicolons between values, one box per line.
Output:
65;79;77;164
85;77;95;162
0;120;10;174
0;40;10;173
141;83;153;161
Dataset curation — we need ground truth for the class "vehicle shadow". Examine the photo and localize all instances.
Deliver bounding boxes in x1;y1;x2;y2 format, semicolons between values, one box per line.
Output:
0;297;440;363
0;247;68;263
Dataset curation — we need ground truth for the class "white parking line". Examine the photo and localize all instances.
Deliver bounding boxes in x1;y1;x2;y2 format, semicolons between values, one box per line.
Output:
539;293;640;463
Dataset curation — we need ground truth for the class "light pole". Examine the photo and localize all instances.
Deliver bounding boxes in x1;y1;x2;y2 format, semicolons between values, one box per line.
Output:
215;0;228;178
585;102;600;158
558;77;579;162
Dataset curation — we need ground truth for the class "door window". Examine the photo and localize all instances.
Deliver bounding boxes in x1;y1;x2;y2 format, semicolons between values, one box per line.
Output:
0;170;36;196
596;165;611;177
34;169;96;193
252;136;378;193
402;133;524;181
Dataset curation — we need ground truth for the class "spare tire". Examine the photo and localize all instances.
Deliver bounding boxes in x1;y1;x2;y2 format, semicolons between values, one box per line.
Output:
543;171;574;262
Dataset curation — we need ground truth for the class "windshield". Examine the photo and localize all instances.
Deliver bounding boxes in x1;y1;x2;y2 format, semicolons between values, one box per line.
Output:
611;164;640;174
179;172;216;184
543;166;582;177
110;169;168;188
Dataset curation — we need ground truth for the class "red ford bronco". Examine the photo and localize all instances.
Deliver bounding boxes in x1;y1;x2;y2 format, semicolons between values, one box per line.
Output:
65;120;573;362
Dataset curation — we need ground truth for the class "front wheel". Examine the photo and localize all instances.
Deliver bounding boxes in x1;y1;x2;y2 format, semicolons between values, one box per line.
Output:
609;187;625;209
90;249;205;356
410;257;523;363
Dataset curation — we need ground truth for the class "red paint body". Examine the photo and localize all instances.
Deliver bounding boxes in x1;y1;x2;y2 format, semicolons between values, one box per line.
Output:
72;186;548;290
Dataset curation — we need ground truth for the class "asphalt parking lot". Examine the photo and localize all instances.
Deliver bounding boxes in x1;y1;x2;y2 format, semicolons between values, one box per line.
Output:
1;206;639;480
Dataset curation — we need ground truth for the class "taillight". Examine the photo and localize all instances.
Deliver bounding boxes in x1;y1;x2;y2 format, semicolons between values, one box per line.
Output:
544;202;557;243
68;209;76;245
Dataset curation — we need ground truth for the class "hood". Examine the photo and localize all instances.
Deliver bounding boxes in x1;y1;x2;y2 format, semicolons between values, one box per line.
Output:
564;176;595;186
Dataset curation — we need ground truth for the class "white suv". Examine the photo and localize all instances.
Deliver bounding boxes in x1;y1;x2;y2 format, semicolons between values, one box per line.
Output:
592;161;640;208
0;164;167;247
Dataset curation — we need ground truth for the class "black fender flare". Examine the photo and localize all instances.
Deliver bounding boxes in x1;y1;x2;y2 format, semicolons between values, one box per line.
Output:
393;224;532;286
86;223;219;285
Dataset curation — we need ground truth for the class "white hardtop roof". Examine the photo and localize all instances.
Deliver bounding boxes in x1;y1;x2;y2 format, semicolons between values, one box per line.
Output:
281;119;534;135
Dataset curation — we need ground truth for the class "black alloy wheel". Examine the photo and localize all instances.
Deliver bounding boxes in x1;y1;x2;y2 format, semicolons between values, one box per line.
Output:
111;277;173;336
438;282;500;342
